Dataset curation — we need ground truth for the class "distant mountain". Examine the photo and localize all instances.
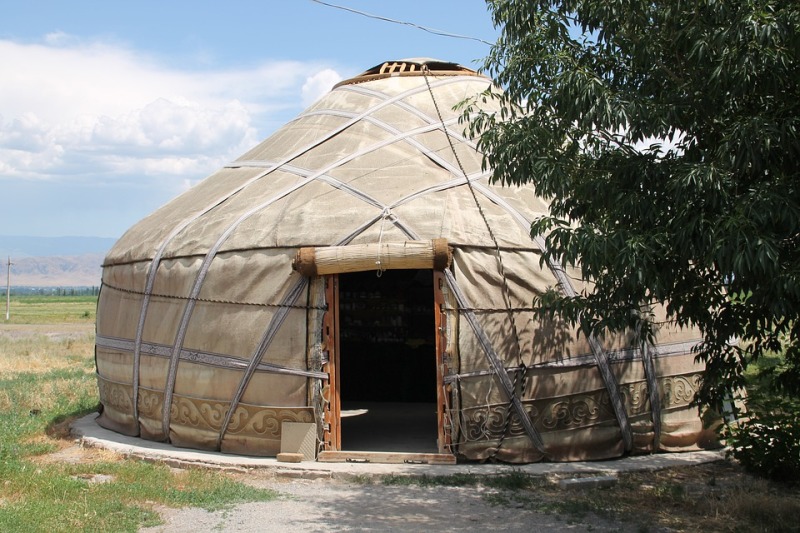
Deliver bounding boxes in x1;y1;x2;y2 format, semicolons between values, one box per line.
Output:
0;236;116;287
0;235;117;259
8;254;104;287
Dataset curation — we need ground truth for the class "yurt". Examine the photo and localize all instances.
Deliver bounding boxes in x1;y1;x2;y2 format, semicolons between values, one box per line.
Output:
95;59;717;464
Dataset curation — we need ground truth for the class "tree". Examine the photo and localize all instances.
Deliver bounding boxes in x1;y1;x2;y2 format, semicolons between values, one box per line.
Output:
465;0;800;411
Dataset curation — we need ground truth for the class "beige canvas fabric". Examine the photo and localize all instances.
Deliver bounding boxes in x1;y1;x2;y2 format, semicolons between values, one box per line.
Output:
95;59;718;462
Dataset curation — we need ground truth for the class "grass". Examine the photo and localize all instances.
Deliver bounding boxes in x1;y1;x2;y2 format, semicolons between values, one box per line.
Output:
0;335;95;378
0;306;278;532
0;460;275;532
3;294;98;324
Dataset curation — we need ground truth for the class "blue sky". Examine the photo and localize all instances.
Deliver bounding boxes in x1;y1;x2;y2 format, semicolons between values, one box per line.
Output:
0;1;498;238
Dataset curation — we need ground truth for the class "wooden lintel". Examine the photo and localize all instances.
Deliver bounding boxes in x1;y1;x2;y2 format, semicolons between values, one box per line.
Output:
293;239;452;277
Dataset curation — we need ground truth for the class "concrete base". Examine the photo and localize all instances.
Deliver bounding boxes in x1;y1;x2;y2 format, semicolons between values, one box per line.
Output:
70;412;727;480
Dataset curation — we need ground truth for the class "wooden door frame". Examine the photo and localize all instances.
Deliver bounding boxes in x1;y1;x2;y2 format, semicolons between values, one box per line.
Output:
322;274;341;451
433;270;452;453
319;270;454;463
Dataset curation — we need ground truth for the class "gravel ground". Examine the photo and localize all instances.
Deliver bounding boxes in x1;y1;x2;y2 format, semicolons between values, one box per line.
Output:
139;475;632;533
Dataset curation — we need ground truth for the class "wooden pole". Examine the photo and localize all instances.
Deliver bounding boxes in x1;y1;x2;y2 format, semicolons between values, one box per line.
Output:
5;256;11;321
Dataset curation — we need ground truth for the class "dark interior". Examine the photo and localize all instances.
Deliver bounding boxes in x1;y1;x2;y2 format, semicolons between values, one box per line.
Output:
338;269;438;452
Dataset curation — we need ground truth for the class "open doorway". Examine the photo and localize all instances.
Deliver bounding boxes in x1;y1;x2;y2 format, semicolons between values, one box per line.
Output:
337;269;438;453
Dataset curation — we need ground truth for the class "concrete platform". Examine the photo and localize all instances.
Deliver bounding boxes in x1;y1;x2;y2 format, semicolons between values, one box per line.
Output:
71;413;726;480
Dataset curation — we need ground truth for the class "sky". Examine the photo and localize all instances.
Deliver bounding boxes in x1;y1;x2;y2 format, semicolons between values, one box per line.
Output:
0;0;498;239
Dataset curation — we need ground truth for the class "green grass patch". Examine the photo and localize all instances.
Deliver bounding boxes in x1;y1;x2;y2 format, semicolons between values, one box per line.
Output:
3;294;98;324
0;460;277;533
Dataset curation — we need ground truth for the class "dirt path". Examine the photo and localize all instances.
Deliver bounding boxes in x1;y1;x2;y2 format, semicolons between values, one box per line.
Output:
139;476;634;533
0;323;94;340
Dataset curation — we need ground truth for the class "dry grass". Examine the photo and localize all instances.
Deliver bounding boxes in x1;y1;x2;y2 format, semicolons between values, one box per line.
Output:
527;461;800;532
0;333;95;375
31;441;124;465
0;333;95;413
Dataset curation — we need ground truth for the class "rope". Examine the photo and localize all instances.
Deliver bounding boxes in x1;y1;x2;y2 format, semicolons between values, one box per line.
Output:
101;280;326;310
422;66;533;459
636;317;662;450
375;208;394;277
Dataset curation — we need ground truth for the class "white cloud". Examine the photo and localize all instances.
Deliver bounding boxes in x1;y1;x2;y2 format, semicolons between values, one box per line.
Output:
0;112;52;152
301;69;343;107
85;98;258;157
0;36;343;186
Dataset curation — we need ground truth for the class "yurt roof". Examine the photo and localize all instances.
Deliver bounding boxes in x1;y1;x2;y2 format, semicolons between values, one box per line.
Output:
104;58;550;266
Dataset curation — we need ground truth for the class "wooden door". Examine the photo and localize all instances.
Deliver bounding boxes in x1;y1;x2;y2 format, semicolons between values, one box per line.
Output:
318;270;455;464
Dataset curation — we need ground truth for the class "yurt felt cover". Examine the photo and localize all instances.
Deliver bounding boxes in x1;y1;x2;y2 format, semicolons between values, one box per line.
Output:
95;59;718;462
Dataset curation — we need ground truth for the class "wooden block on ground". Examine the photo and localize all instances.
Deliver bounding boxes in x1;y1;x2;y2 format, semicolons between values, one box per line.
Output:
277;453;305;463
280;422;317;461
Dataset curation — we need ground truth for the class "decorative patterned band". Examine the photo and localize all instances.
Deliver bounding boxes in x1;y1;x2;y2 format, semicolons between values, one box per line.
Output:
454;374;700;443
97;377;314;439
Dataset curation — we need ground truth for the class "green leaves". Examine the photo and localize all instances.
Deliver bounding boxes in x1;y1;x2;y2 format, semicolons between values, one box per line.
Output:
473;0;800;410
723;394;800;484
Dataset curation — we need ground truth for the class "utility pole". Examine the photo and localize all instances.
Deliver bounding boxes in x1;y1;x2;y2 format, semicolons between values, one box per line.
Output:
5;256;12;321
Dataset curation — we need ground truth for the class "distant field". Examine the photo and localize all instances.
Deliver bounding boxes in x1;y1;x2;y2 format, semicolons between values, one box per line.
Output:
2;294;98;324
